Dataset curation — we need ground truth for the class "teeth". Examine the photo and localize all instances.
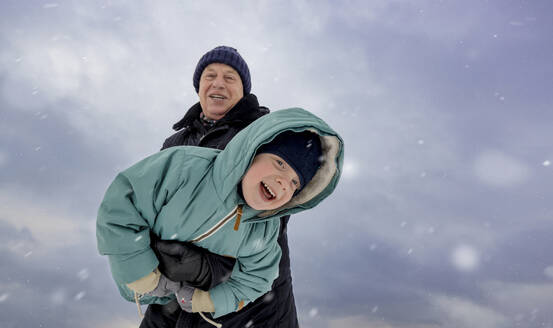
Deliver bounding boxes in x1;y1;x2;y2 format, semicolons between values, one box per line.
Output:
263;182;275;198
210;95;225;99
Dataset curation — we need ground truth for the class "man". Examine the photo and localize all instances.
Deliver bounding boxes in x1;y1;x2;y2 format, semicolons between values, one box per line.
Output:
140;46;299;328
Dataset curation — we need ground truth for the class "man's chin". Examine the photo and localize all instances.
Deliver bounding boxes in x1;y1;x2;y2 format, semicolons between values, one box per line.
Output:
205;107;231;120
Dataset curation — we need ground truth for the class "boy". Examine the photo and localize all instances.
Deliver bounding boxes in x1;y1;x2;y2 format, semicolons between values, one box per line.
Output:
96;108;344;322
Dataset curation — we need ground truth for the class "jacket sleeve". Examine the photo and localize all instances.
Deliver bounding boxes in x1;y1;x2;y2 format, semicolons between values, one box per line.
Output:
96;148;186;289
208;221;282;318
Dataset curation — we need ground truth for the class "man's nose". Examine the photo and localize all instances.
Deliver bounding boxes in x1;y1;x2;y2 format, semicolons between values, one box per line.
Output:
212;76;225;88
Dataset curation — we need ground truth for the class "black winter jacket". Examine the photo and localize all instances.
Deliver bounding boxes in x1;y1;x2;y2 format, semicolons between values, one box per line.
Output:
140;94;299;328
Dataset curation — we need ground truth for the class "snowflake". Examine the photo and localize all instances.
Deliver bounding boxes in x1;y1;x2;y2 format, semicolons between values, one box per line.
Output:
451;244;479;272
0;293;10;303
77;268;89;281
74;291;86;301
544;266;553;280
263;292;274;303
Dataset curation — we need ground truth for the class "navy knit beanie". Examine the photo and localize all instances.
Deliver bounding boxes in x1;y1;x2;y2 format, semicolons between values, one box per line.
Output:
257;131;323;193
193;46;251;94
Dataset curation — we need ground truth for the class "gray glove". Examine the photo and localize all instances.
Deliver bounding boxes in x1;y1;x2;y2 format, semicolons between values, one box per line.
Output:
175;285;195;312
145;274;182;297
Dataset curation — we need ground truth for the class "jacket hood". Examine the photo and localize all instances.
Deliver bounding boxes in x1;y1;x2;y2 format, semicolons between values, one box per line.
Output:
212;107;344;219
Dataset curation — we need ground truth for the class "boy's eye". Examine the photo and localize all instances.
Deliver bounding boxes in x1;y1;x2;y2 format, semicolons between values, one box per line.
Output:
224;75;235;81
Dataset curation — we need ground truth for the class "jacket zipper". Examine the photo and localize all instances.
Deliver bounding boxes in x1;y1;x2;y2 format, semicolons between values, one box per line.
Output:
198;125;229;146
190;205;242;243
233;206;243;231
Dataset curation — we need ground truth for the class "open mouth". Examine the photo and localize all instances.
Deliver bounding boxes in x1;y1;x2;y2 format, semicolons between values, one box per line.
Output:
209;94;227;100
260;182;276;200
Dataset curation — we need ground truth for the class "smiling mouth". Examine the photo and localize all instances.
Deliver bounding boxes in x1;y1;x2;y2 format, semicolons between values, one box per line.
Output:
209;94;227;100
260;182;276;200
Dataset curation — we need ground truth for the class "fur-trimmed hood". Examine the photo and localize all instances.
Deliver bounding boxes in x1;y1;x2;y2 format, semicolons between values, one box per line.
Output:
212;107;344;220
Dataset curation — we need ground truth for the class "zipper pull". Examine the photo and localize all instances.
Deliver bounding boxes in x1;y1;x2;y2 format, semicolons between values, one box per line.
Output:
233;205;243;231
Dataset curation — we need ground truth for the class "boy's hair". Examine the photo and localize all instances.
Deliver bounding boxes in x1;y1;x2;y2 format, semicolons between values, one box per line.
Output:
257;130;322;192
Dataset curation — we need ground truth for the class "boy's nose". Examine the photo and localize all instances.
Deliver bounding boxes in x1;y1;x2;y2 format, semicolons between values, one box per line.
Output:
275;177;289;191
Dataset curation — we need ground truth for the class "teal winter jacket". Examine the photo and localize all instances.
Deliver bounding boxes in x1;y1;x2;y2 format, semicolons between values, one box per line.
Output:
96;108;344;318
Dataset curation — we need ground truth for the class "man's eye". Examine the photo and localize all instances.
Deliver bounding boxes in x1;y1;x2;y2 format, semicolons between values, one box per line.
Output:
292;180;299;187
276;159;283;166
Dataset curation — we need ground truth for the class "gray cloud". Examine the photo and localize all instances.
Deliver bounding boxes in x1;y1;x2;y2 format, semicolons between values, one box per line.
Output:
1;1;552;327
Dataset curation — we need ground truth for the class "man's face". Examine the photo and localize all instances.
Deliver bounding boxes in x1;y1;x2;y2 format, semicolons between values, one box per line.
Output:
198;63;244;120
241;153;300;210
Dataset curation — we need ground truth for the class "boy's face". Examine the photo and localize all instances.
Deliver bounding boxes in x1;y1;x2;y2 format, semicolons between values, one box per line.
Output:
241;153;300;210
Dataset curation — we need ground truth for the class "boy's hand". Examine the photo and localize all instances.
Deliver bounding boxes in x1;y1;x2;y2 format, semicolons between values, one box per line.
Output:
145;274;181;298
175;285;195;312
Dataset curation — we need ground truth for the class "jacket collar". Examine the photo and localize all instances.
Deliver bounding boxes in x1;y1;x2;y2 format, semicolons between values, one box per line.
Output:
172;93;268;131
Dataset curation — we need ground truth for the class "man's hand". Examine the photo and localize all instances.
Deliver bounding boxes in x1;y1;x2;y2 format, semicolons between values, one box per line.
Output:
153;239;211;286
175;285;195;313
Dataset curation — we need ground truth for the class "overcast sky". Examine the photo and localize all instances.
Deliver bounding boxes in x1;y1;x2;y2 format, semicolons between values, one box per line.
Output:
1;1;552;327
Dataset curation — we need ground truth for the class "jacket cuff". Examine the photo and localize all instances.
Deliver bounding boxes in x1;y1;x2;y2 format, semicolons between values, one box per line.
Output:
126;268;161;294
191;289;215;313
108;247;159;283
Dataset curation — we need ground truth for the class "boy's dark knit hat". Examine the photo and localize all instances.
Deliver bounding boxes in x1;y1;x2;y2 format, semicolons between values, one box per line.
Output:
193;46;251;94
257;130;323;193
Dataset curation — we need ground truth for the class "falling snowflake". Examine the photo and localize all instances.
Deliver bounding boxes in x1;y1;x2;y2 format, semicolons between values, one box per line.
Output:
544;266;553;280
417;139;425;145
77;268;89;281
170;233;178;240
50;289;66;306
263;292;274;303
451;244;479;272
0;293;10;303
543;160;551;167
245;320;254;328
341;160;358;179
74;291;86;301
135;235;143;242
371;306;379;313
407;248;414;255
251;238;263;251
308;308;318;318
